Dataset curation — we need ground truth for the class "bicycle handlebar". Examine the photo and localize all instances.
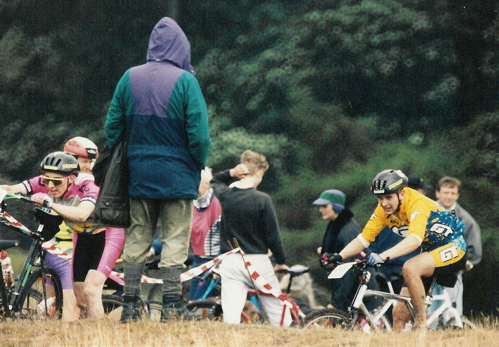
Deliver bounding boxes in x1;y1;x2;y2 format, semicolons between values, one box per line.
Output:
0;240;20;251
0;188;37;205
276;267;310;277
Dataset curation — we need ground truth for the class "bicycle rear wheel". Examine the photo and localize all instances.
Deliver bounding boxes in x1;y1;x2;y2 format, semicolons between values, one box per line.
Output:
0;273;9;318
102;295;160;321
444;316;477;330
301;308;350;329
17;267;63;320
185;300;223;321
102;294;124;319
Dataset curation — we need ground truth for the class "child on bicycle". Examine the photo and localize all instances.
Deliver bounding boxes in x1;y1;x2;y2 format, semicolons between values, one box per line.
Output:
323;169;467;330
62;137;126;320
1;151;124;320
0;153;81;321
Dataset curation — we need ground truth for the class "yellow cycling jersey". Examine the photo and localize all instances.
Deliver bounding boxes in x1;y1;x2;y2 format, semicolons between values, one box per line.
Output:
360;187;442;245
55;221;72;241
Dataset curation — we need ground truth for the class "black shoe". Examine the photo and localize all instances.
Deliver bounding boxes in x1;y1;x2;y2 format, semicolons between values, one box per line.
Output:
161;295;201;322
120;296;142;323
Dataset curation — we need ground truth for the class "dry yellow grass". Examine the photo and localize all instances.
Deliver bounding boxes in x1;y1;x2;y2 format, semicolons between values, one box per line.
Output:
0;317;498;347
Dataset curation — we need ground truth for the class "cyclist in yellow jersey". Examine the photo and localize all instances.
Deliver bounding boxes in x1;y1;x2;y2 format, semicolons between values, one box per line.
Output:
323;169;467;330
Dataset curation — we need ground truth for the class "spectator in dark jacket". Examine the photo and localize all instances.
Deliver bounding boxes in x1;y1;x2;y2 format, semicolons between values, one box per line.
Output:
105;17;211;323
314;189;379;310
211;150;291;327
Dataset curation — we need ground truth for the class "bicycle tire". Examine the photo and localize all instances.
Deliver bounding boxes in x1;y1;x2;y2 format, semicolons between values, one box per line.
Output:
444;316;477;330
102;295;160;321
185;300;223;321
101;294;124;318
0;273;9;318
16;267;63;320
301;308;351;329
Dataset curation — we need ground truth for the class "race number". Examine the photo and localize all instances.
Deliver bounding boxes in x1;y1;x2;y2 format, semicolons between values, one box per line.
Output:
439;245;458;262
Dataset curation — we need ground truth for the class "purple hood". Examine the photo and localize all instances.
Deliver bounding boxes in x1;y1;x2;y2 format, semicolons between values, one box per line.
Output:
147;17;194;74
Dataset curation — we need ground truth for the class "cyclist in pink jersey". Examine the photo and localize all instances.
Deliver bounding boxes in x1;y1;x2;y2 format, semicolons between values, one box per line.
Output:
63;136;99;183
0;153;81;321
62;139;125;319
2;151;124;320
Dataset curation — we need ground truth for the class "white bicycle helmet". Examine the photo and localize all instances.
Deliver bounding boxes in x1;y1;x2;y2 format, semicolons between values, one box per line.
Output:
64;137;99;159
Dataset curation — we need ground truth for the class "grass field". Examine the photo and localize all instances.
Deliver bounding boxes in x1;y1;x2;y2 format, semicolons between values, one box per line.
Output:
3;246;497;346
0;316;498;347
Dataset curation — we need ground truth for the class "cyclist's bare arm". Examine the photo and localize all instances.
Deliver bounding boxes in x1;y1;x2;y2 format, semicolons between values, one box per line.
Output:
31;197;95;223
52;201;95;223
0;183;28;195
339;237;365;260
379;234;421;261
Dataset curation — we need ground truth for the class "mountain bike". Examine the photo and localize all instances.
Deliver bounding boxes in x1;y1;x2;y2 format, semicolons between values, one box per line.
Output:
0;188;63;320
301;259;476;331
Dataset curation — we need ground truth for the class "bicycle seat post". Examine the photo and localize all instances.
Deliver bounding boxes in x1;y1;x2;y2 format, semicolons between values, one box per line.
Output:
285;273;293;295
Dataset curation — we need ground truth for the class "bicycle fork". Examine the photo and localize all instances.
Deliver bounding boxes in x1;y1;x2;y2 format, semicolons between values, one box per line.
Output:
8;240;41;311
349;270;389;333
347;271;371;330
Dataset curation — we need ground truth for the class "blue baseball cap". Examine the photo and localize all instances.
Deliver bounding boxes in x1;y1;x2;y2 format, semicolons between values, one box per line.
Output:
312;189;346;207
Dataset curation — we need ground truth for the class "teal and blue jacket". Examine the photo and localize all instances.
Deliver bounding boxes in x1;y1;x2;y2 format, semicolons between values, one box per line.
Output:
105;17;211;199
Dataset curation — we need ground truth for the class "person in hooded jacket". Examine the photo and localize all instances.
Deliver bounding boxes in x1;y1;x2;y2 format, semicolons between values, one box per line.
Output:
104;17;211;323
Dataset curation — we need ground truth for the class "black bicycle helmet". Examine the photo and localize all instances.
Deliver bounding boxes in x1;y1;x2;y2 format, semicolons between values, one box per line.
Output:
40;151;79;175
371;169;408;195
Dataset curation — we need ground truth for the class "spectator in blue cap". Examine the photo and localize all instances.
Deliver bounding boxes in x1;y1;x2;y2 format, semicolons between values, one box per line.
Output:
313;189;379;310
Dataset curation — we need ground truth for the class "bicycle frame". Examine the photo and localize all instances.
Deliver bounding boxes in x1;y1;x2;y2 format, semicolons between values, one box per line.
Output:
329;261;464;331
425;287;464;328
245;288;303;325
0;189;62;318
246;268;308;326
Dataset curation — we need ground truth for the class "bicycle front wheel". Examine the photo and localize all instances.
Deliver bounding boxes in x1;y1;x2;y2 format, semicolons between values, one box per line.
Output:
16;267;63;320
301;308;350;329
185;300;223;321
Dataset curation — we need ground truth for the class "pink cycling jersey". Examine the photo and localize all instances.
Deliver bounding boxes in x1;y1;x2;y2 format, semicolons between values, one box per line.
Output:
24;175;100;234
25;174;124;281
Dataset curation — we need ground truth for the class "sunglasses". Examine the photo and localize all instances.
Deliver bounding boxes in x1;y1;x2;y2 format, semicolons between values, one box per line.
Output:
41;176;68;186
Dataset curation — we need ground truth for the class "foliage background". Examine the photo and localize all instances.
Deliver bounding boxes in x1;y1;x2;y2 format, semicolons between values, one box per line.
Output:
0;0;497;316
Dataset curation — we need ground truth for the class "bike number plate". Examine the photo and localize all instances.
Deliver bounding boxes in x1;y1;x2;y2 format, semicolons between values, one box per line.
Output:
328;262;355;279
0;188;7;204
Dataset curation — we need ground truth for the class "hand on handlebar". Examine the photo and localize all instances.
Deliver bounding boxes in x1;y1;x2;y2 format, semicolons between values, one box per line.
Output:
321;252;343;269
274;263;289;276
31;193;53;208
366;252;385;266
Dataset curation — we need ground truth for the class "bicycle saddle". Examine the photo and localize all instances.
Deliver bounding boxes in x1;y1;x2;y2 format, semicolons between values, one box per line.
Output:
33;207;63;241
376;271;403;283
285;264;310;277
435;273;458;288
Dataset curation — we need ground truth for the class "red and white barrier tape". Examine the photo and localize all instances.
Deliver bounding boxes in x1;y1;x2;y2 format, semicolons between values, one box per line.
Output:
108;248;242;285
43;244;296;315
180;247;240;282
239;250;305;318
